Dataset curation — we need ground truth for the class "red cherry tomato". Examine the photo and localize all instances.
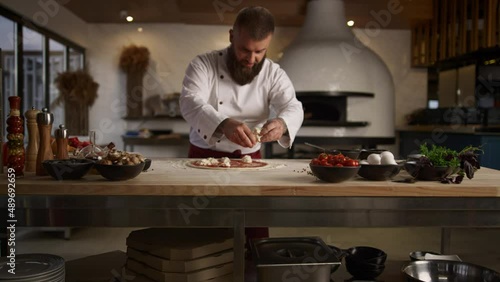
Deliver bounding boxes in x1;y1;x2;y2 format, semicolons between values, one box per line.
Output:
343;159;359;167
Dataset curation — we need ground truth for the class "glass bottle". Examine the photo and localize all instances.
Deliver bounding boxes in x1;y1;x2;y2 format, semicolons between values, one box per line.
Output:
77;130;106;161
6;96;25;177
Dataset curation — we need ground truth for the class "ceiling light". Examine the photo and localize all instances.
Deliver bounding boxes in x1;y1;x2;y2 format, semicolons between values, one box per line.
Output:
138;27;143;32
126;16;134;22
347;20;354;27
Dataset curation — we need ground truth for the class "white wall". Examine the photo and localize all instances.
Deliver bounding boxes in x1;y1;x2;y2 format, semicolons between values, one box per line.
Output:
0;1;428;158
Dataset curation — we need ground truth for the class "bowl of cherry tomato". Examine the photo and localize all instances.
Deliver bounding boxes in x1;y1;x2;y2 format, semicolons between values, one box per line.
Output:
309;153;361;183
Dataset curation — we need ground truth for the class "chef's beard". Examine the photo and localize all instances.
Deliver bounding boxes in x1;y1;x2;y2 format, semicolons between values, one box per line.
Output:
226;44;265;86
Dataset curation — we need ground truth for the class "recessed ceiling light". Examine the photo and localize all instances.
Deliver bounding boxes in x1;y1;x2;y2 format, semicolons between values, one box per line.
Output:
126;16;134;22
138;27;143;32
347;20;355;27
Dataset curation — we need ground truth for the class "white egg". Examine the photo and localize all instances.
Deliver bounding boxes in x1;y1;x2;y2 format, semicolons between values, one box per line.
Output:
359;160;369;165
380;151;394;160
367;154;381;165
381;154;397;165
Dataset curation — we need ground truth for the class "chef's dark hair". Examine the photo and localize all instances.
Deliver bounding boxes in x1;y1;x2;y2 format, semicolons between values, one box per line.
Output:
233;6;275;40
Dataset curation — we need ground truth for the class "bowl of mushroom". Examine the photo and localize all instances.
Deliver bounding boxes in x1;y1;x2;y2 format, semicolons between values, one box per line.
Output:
94;149;146;181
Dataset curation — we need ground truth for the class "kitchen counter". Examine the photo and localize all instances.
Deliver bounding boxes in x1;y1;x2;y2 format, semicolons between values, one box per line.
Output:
8;159;500;197
2;158;500;282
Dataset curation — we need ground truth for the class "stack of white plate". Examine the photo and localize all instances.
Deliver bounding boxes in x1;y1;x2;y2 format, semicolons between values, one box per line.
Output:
0;254;65;282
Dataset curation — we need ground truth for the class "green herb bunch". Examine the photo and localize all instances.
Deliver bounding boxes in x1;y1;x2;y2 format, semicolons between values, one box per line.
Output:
417;143;482;184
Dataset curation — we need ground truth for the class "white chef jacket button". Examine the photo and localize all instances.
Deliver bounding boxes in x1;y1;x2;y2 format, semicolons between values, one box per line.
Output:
203;135;207;139
217;140;221;143
197;129;200;133
219;101;223;105
220;75;224;79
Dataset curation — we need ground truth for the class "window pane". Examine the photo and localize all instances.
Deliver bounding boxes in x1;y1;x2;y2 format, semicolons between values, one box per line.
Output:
1;15;15;138
49;39;65;129
22;26;44;113
69;48;83;71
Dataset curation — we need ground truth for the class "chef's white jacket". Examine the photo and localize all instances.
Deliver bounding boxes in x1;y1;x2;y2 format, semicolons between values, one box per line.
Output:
180;47;304;155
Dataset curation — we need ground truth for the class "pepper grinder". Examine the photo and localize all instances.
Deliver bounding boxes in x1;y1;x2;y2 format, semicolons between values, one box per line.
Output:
54;124;69;159
24;107;41;172
36;108;54;176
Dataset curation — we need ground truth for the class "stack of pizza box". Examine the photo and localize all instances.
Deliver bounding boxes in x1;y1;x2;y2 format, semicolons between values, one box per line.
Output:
125;228;234;282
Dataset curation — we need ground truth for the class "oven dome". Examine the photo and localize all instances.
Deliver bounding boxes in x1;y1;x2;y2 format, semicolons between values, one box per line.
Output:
279;0;395;137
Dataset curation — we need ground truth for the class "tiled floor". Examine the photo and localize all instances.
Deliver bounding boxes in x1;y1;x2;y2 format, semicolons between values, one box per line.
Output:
15;227;500;279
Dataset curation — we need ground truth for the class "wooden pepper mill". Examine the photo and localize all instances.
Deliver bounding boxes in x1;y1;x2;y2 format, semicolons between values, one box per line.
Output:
24;106;41;172
54;124;69;159
36;108;54;176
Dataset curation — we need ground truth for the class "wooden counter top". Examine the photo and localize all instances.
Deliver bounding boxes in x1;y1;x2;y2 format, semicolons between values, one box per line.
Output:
396;125;500;135
7;159;500;197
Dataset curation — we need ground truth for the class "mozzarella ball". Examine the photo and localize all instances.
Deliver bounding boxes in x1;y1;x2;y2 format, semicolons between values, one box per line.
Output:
381;154;397;165
380;151;394;160
367;154;381;165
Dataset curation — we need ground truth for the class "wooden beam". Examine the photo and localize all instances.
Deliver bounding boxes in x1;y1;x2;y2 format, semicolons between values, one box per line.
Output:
471;0;479;51
458;0;467;54
449;0;457;57
439;0;449;60
431;0;439;63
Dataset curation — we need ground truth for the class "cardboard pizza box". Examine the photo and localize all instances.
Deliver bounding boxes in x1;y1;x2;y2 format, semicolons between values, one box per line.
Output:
127;247;233;273
126;258;233;282
126;228;233;260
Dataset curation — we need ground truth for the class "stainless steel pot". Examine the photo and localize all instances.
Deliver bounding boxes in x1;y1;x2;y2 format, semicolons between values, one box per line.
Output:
402;260;500;282
251;237;341;282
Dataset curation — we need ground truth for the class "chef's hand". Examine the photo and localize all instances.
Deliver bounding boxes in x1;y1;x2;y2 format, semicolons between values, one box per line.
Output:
219;118;257;148
259;118;287;143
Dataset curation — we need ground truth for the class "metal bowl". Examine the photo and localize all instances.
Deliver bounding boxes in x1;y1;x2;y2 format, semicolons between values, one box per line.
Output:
402;260;500;282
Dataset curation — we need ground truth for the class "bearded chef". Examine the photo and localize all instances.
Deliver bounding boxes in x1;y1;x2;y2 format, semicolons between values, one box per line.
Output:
180;5;304;245
180;6;303;159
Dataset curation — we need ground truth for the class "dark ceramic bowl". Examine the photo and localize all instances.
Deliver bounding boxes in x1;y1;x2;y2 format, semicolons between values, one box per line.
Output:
309;164;360;183
404;161;455;181
359;149;388;160
42;158;95;180
330;149;361;160
358;164;402;181
94;162;145;181
142;158;152;171
347;246;387;265
345;259;385;279
409;251;441;261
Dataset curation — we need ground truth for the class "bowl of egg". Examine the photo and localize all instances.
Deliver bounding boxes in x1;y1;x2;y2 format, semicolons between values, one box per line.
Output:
358;151;402;181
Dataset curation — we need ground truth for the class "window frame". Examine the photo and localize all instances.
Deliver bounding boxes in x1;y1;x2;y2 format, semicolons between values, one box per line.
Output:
0;4;86;114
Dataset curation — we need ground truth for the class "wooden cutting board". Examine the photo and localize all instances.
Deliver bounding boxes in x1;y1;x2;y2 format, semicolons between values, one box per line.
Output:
126;228;233;260
126;258;233;282
127;247;233;273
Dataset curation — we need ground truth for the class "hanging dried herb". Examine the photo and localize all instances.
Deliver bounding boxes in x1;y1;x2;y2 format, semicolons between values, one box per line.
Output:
119;45;150;74
53;70;99;107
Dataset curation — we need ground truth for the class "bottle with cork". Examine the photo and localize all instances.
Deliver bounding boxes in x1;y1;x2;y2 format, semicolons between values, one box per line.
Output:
36;108;54;176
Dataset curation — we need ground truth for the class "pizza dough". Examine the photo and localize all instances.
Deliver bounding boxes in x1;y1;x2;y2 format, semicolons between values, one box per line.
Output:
186;158;270;170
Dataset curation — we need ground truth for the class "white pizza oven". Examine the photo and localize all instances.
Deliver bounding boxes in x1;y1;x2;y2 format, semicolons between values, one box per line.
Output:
279;0;395;143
